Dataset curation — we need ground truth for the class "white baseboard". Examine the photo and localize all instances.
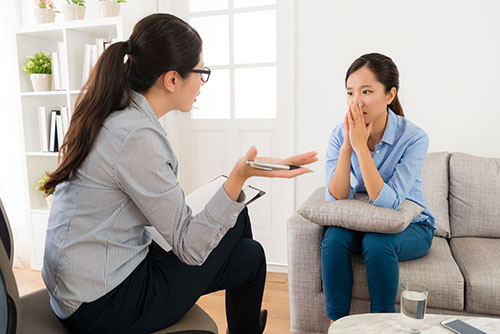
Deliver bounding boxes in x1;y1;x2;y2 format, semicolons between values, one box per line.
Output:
267;262;288;273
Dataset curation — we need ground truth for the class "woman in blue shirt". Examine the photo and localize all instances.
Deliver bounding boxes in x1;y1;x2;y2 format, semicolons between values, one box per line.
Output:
322;53;435;322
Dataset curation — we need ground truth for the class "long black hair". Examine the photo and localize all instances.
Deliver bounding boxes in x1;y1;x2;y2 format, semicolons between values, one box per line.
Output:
345;53;404;117
41;14;202;193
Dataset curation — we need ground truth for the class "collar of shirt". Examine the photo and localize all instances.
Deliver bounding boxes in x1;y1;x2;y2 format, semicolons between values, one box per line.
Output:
130;90;155;117
380;108;398;146
130;90;167;135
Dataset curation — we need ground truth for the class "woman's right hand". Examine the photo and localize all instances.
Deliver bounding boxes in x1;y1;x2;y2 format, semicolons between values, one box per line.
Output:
341;104;353;152
224;146;318;201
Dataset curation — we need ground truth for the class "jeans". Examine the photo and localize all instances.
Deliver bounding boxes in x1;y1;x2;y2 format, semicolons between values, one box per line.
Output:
59;207;266;334
320;221;434;320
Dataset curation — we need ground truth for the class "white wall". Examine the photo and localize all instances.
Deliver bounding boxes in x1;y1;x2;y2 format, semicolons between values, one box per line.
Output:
294;0;500;206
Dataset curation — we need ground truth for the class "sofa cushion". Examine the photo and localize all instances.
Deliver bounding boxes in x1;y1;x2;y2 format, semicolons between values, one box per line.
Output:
422;152;451;238
351;237;464;311
450;238;500;316
449;153;500;237
298;187;423;234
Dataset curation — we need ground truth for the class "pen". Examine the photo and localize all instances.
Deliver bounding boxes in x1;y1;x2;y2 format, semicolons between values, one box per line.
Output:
246;160;303;171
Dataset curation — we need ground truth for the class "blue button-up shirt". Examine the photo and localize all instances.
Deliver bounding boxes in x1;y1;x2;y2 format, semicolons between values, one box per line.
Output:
325;109;435;227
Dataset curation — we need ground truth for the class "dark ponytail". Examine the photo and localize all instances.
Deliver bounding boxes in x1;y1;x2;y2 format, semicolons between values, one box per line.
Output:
345;53;405;117
41;14;202;194
388;94;404;117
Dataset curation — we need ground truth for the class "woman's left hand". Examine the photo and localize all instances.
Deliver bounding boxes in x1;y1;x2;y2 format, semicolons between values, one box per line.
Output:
234;147;318;180
347;102;373;153
224;147;318;201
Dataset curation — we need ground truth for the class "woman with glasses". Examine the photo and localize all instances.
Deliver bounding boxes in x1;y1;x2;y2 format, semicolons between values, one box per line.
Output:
322;53;435;323
40;13;316;334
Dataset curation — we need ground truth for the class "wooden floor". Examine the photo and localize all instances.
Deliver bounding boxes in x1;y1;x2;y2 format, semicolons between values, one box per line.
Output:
13;269;290;334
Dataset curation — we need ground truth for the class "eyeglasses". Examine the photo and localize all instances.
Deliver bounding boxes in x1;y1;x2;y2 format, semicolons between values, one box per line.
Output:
183;66;211;83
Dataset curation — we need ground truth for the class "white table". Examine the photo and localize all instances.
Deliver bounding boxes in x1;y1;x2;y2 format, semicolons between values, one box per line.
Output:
328;313;500;333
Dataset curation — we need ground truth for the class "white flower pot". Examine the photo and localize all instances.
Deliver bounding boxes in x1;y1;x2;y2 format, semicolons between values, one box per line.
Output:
33;7;56;24
30;74;52;92
45;194;54;210
97;1;120;18
63;4;86;21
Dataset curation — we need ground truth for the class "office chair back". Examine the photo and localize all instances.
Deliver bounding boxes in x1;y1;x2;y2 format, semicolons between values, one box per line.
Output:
0;239;20;333
0;198;14;265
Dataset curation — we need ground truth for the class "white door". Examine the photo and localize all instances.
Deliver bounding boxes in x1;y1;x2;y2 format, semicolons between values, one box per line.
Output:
164;0;295;268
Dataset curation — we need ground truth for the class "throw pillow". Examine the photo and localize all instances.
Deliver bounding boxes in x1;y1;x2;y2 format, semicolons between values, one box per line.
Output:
297;187;424;234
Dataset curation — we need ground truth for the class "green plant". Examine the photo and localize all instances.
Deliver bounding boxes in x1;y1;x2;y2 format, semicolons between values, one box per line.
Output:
23;51;52;75
36;175;55;196
65;0;86;6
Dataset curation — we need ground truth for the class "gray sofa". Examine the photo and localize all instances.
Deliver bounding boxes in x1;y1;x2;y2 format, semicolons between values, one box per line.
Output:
287;152;500;334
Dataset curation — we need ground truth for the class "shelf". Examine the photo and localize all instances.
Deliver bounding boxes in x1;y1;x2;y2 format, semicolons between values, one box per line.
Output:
16;24;63;40
31;208;50;215
65;16;126;29
26;152;59;157
17;16;128;35
20;91;68;97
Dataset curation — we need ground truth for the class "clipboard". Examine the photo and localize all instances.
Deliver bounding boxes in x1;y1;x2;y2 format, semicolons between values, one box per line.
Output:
243;184;266;205
146;175;266;252
184;175;265;215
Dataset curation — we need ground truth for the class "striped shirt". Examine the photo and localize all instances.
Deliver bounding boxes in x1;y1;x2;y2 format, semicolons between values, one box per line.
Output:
42;91;245;319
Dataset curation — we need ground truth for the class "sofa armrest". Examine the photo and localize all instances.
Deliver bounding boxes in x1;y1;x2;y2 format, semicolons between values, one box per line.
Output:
287;212;329;333
287;212;324;293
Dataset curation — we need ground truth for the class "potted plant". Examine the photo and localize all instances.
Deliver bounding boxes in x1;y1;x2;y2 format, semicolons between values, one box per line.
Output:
36;175;55;209
63;0;86;21
97;0;126;18
23;51;52;92
33;0;58;24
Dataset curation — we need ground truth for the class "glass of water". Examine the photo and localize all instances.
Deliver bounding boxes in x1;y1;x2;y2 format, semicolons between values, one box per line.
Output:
400;282;428;334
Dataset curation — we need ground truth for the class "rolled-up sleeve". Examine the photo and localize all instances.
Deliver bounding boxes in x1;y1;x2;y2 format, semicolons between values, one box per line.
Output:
372;131;429;209
114;126;244;266
325;125;354;201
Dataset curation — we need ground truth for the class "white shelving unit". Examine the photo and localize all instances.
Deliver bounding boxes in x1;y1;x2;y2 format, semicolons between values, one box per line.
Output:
15;16;132;270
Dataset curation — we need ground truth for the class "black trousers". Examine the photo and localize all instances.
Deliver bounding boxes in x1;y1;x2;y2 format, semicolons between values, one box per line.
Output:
59;207;266;334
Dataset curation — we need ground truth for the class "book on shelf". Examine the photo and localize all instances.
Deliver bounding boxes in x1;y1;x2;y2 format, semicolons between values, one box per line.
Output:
82;38;111;86
51;43;69;91
37;106;51;152
60;106;70;136
51;52;61;91
39;106;72;153
49;110;59;152
145;175;266;252
90;44;98;70
96;38;105;59
37;106;71;152
57;42;68;90
81;44;92;86
56;114;64;151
